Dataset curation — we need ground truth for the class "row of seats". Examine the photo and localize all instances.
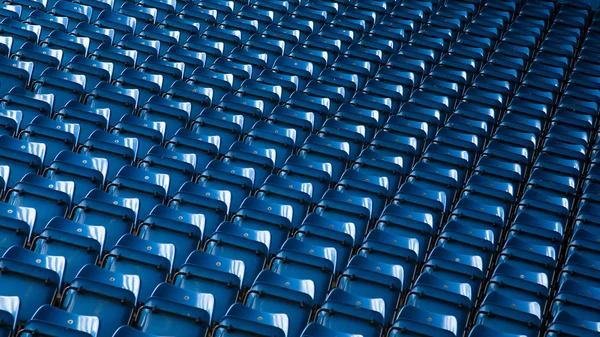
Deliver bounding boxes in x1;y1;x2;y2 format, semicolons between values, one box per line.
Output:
0;0;598;337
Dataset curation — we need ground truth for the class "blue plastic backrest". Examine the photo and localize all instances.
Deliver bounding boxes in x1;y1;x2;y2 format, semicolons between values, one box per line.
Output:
228;141;276;166
20;173;75;200
114;234;175;271
150;282;214;322
2;246;65;286
342;169;389;191
0;203;36;239
88;130;139;154
148;204;205;233
0;135;46;163
223;303;289;337
115;166;170;195
253;270;315;302
46;217;106;252
283;155;333;178
493;262;549;288
0;296;18;333
39;68;87;90
320;189;373;215
347;255;404;282
118;114;166;136
280;238;337;271
483;291;541;320
262;175;313;199
240;196;293;224
30;116;81;141
53;151;109;181
184;251;245;287
84;188;140;216
302;213;356;241
177;182;231;208
301;322;363;337
31;305;100;337
91;82;139;105
205;160;256;183
397;305;458;335
112;326;164;337
74;264;140;303
214;221;271;252
326;288;385;321
0;108;23;127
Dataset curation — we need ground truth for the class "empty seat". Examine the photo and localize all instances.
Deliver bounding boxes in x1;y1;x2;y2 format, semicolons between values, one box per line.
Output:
0;203;34;256
107;166;169;219
103;234;174;301
32;217;105;282
214;304;288;337
135;283;213;337
173;251;244;323
0;246;64;321
18;305;99;337
61;264;140;337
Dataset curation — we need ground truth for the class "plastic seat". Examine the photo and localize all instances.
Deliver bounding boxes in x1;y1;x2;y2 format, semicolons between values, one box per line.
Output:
107;166;169;220
190;108;243;155
301;323;362;337
89;43;137;84
111;114;165;158
71;23;113;56
0;135;45;188
64;55;112;93
389;306;458;337
222;142;275;187
0;246;64;322
205;222;270;288
93;11;135;42
84;82;139;126
7;174;73;235
114;68;163;107
266;106;314;146
173;251;244;323
18;305;99;337
33;217;104;282
139;146;195;197
231;196;291;252
61;265;140;337
316;289;385;337
163;81;212;120
79;131;138;181
0;87;53;128
137;205;203;269
0;108;22;137
0;19;41;53
71;189;139;251
255;175;312;230
215;94;264;134
278;155;332;203
196;160;254;213
314;190;372;244
298;135;349;182
20;116;79;166
271;238;336;304
0;203;34;256
31;68;85;111
44;151;107;203
475;291;542;337
103;234;174;301
136;283;212;337
245;270;314;337
244;122;295;168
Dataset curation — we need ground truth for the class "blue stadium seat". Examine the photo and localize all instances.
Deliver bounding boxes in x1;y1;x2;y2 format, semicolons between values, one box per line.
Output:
205;221;270;288
79;130;138;181
214;304;288;337
316;288;385;337
32;217;105;282
232;196;292;252
31;68;86;111
197;160;254;213
137;95;190;140
103;234;174;301
72;188;139;250
61;265;140;337
111;114;165;159
18;305;99;337
255;175;312;230
222;142;275;187
44;151;108;203
245;270;314;337
190;108;243;155
0;296;17;337
173;251;244;323
0;246;64;321
0;135;45;188
19;116;80;166
136;282;213;337
84;82;139;126
107;166;169;219
1;87;54;127
271;238;336;304
7;173;73;235
0;203;34;256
